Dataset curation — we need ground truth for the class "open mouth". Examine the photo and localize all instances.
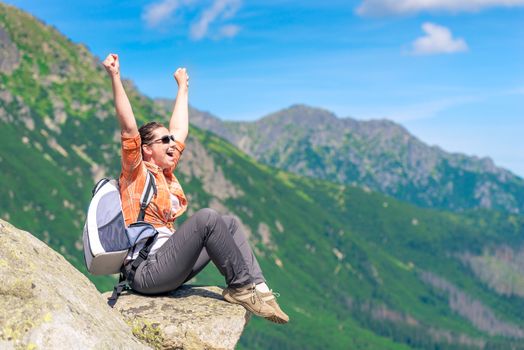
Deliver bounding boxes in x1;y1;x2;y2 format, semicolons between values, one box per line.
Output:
166;149;174;158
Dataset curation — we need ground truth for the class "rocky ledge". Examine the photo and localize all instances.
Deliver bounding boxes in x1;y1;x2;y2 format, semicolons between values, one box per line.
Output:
106;286;249;350
0;219;248;349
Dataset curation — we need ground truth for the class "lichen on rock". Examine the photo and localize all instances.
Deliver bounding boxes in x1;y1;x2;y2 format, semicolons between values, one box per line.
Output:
0;219;149;349
127;317;165;350
0;219;249;349
106;285;249;350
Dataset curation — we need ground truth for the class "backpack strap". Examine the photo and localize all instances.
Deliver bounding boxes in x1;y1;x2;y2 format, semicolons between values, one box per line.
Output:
107;280;127;308
126;234;156;284
137;170;157;222
92;178;110;196
107;170;158;308
107;234;157;308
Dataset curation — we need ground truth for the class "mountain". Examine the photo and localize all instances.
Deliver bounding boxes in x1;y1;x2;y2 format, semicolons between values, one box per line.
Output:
161;102;524;214
2;3;524;349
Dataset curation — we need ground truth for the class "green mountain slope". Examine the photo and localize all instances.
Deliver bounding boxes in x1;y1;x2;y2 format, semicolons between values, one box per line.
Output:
2;3;524;349
167;102;524;214
182;129;524;350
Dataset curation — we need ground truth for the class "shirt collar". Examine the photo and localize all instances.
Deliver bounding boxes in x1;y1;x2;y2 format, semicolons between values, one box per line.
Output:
144;162;173;181
144;161;162;174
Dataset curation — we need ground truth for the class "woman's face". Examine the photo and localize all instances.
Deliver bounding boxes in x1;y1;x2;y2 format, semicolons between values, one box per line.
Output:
144;126;177;169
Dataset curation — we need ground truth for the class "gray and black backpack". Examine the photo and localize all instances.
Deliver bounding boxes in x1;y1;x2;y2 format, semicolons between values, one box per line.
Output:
83;171;158;306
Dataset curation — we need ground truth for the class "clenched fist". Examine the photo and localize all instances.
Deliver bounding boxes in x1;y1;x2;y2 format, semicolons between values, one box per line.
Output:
174;68;189;89
102;53;120;76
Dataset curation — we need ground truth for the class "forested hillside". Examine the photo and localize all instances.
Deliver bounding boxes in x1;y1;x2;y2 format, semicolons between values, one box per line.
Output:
2;3;524;349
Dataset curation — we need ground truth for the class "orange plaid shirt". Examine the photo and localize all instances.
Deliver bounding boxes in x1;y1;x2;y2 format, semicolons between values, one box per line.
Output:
120;134;187;230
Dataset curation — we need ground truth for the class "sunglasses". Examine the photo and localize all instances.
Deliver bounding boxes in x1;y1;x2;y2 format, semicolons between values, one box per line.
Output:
147;134;176;145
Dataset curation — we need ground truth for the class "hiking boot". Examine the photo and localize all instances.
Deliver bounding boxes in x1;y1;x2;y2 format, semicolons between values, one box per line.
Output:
260;290;289;324
222;284;275;318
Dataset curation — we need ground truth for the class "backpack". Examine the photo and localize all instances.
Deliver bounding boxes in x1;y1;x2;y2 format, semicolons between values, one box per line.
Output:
82;170;158;306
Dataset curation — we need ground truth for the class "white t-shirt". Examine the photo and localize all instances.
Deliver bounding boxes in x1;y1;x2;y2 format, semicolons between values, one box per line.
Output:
125;194;181;261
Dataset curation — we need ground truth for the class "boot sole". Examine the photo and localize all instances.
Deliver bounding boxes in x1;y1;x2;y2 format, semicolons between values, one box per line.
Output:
266;314;289;324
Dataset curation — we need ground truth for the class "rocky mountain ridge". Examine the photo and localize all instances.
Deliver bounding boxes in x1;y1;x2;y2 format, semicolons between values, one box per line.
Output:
166;102;524;214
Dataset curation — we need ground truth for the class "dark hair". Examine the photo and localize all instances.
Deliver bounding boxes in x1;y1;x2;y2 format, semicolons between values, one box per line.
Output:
139;121;164;156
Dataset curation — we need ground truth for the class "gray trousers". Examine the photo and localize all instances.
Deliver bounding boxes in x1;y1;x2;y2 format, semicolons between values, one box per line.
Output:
129;208;265;294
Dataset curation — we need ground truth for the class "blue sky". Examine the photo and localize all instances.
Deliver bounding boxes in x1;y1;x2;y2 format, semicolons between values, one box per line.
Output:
5;0;524;177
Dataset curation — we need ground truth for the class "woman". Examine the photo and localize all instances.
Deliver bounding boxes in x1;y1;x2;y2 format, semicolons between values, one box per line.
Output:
102;53;288;324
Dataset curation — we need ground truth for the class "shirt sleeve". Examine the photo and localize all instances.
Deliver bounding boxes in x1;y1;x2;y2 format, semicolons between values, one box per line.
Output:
164;140;185;175
121;133;143;180
173;140;185;168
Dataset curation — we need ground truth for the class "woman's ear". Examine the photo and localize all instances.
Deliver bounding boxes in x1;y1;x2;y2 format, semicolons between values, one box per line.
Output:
142;144;152;159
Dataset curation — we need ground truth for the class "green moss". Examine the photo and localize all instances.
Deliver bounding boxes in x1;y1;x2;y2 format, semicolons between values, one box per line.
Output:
1;316;36;342
0;279;34;300
126;318;164;349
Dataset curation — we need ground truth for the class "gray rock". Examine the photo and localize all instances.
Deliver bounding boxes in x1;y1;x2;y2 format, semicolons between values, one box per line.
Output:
0;25;20;74
0;219;150;350
105;286;249;350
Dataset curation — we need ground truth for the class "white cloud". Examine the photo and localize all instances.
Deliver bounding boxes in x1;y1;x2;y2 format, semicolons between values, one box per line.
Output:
142;0;241;39
514;87;524;95
411;23;468;55
357;0;524;16
217;24;241;38
190;0;241;40
143;0;181;27
388;97;476;121
352;96;477;122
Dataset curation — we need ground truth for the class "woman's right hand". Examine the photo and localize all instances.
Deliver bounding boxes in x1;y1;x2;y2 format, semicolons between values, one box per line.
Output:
174;68;189;90
102;53;120;77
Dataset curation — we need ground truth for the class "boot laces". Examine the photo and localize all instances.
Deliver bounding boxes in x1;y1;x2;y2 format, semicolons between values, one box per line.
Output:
250;284;264;305
270;290;280;298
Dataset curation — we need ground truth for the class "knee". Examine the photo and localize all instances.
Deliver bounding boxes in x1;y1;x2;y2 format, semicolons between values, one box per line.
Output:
195;208;221;230
197;208;220;219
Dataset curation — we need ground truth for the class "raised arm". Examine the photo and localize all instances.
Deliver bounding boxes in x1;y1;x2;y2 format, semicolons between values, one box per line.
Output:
102;54;138;138
169;68;189;144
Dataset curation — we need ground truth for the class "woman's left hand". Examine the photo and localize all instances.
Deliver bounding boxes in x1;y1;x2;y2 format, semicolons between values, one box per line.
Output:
174;68;189;89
